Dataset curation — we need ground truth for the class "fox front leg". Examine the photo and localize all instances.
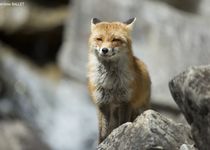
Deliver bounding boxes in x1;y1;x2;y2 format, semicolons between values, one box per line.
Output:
98;104;110;143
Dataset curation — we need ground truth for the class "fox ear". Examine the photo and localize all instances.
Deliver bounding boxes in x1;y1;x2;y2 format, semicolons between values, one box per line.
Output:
124;17;136;30
91;18;101;30
91;18;101;25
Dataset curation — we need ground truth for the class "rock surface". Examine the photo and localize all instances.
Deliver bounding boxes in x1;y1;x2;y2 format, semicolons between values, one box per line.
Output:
169;65;210;150
0;0;68;33
0;44;97;150
0;1;68;66
179;144;197;150
0;120;50;150
58;0;210;108
199;0;210;17
98;110;194;150
157;0;201;13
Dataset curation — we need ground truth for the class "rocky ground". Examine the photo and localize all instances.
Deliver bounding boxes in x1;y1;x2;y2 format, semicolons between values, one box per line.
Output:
98;110;194;150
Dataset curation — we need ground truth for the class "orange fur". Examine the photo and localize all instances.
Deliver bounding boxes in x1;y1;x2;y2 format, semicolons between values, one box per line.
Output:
88;18;151;143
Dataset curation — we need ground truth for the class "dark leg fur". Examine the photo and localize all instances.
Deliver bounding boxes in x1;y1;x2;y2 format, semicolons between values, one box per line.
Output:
118;104;132;125
98;105;110;144
98;103;142;144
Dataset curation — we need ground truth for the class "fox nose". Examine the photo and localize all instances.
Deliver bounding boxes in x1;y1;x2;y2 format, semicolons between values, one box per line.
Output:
102;48;108;54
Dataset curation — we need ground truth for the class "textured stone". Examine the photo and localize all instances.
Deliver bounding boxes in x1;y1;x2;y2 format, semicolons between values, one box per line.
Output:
0;1;68;33
0;120;50;150
179;144;197;150
199;0;210;17
0;1;69;66
169;65;210;150
98;110;194;150
0;44;97;150
157;0;201;13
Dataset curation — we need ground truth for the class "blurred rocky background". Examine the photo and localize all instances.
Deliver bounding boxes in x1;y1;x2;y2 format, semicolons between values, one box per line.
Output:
0;0;210;150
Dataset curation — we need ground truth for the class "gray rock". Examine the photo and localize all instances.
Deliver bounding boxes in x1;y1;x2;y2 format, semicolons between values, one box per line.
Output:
0;98;16;118
0;1;68;33
199;0;210;17
155;0;210;16
169;65;210;150
0;79;3;96
98;110;194;150
179;144;197;150
155;0;201;13
0;1;68;66
0;120;50;150
58;0;210;108
0;44;97;150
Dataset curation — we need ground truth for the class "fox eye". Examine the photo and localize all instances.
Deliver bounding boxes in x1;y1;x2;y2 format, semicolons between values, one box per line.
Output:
112;38;121;42
96;38;102;41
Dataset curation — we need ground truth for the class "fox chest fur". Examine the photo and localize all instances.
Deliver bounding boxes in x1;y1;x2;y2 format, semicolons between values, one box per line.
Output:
89;56;134;105
88;18;151;143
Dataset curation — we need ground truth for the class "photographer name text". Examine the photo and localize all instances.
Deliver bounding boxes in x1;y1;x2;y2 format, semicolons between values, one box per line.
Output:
0;2;24;7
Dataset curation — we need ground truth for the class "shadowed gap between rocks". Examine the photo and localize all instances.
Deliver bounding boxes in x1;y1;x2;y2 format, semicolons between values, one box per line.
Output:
0;25;64;66
154;0;201;13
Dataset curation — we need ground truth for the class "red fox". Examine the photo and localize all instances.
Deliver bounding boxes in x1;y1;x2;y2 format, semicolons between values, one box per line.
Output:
88;18;151;143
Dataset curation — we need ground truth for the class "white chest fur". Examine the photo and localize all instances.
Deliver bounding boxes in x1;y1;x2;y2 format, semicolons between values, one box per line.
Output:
89;54;134;105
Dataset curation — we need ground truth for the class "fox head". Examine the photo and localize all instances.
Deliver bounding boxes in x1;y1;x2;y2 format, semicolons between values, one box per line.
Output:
89;18;136;61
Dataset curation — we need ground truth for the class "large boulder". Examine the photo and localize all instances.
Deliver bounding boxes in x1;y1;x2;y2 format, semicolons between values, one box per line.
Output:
0;44;97;150
0;0;68;33
157;0;201;13
0;1;69;66
58;0;210;108
98;110;195;150
0;120;50;150
199;0;210;17
169;65;210;150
